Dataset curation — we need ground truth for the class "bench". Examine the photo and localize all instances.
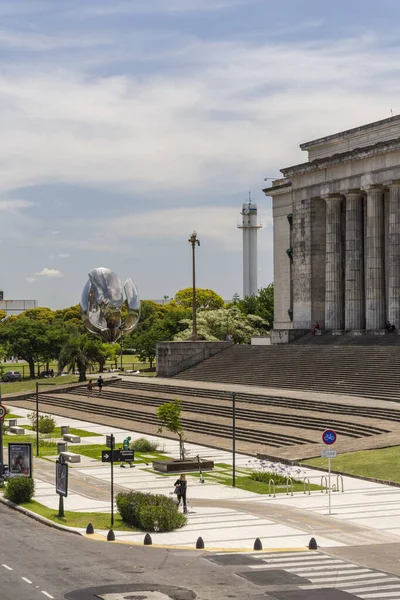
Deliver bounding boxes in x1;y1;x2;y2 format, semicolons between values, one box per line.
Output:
8;426;25;435
63;434;81;443
60;452;81;464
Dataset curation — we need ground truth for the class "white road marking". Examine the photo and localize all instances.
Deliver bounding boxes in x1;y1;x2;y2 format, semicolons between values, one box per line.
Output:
21;577;32;584
41;592;54;599
360;592;400;599
2;564;12;571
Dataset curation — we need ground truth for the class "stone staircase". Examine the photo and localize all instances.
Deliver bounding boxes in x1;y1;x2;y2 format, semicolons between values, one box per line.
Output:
174;344;400;401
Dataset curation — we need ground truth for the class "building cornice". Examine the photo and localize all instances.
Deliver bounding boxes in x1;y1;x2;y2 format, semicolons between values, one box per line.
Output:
300;115;400;150
281;137;400;177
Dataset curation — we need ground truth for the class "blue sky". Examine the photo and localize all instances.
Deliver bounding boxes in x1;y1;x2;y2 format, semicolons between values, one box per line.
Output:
1;0;400;308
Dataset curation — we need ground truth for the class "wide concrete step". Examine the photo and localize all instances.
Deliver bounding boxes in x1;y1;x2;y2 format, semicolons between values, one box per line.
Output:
174;345;400;400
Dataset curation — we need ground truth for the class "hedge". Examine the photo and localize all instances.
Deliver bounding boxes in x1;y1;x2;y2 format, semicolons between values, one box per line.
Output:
116;490;187;532
4;477;35;504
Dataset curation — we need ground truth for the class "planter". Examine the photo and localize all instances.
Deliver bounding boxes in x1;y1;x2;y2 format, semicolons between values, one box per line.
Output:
152;459;214;473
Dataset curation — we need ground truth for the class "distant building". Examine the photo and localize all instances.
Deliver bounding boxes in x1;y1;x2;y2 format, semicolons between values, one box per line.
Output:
264;115;400;343
0;293;37;315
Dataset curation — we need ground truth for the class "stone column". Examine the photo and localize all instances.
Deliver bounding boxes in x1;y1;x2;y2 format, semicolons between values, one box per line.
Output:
325;195;344;330
388;181;400;329
365;186;385;330
345;191;365;330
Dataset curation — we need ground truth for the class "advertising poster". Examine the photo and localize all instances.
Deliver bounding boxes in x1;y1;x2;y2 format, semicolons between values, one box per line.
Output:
56;460;68;497
8;443;33;478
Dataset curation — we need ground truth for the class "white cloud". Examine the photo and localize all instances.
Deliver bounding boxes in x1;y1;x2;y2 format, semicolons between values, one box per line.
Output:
57;253;70;258
0;33;398;199
0;199;33;213
34;268;64;278
25;276;36;283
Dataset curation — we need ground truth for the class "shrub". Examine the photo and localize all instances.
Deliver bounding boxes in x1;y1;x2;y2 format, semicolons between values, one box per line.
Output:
4;477;35;504
250;470;301;486
27;412;56;434
38;415;56;434
116;490;186;532
131;437;159;453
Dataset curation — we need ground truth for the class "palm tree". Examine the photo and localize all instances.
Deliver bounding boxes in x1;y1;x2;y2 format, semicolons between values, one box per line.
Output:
58;334;101;382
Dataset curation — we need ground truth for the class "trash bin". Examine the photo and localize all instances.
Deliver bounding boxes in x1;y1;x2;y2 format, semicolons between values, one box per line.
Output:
61;426;69;435
8;419;17;427
57;442;67;454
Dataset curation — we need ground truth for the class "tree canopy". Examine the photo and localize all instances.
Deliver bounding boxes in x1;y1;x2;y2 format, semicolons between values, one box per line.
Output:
174;288;224;310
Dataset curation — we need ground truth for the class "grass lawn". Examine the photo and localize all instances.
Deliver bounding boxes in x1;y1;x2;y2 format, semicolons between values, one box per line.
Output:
304;446;400;483
1;374;79;396
5;414;22;420
76;444;169;464
204;472;321;494
24;425;101;438
19;500;135;531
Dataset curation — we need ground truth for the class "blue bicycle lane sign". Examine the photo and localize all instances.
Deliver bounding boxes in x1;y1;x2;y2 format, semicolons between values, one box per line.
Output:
322;429;337;445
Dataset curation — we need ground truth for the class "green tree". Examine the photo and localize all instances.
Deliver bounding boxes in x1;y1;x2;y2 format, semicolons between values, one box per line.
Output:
58;333;102;382
156;399;185;461
173;306;269;344
236;284;274;330
0;318;48;378
174;288;224;310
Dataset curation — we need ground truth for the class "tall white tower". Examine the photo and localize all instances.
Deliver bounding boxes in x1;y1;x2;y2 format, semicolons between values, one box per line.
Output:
238;198;262;297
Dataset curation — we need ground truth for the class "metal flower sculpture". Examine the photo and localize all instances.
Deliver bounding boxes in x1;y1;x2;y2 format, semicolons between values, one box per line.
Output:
81;267;140;343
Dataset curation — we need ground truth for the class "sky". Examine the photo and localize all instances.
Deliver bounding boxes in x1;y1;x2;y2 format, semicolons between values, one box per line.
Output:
1;0;400;308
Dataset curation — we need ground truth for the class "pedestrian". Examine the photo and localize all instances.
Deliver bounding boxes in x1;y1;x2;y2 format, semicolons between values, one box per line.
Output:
87;379;94;397
174;473;188;514
97;375;104;394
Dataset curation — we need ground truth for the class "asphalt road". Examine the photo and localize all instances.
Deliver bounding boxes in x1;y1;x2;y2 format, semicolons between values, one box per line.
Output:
0;503;268;600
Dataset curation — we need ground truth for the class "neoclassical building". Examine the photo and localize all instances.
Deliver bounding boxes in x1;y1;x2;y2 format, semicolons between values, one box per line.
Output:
264;115;400;343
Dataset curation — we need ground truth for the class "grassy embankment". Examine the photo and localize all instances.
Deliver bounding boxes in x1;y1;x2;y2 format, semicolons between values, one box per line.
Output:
305;446;400;484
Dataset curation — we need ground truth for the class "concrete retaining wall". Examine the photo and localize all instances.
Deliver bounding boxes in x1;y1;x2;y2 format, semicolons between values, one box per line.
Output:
156;341;233;377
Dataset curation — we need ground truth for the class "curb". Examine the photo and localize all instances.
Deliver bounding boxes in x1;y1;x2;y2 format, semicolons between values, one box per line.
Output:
0;495;83;536
299;463;400;489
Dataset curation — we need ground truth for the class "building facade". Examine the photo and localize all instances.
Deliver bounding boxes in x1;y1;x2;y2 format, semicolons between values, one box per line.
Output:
264;115;400;343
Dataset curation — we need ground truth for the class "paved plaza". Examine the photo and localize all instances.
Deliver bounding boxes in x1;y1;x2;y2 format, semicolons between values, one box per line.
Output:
2;404;400;552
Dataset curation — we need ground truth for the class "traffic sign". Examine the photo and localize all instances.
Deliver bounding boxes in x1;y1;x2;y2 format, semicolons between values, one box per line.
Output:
322;429;337;445
106;434;114;449
321;449;337;458
0;405;6;420
120;449;134;462
102;449;122;463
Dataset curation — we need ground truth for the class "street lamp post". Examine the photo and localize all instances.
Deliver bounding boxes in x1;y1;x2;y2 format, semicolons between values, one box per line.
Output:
35;381;57;457
188;231;200;341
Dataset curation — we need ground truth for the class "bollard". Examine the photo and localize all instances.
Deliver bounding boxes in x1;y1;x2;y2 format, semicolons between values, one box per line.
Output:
107;530;115;541
196;537;205;549
86;523;94;535
308;537;317;550
253;538;263;551
144;533;152;546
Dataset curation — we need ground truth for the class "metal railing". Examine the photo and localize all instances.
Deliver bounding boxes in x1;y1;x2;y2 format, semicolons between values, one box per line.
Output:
268;479;276;497
303;477;311;495
286;477;294;496
320;475;328;494
336;474;344;492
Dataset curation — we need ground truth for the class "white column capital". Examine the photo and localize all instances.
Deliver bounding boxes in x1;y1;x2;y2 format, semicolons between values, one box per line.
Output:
344;189;364;199
387;179;400;189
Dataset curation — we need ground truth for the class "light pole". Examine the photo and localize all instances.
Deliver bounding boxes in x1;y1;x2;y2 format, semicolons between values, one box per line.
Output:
35;381;56;457
188;231;200;341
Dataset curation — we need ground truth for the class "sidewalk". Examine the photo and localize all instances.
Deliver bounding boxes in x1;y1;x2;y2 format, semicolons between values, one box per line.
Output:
3;404;400;551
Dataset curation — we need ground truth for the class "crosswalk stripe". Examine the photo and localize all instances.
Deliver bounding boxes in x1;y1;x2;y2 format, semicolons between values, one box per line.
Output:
310;573;391;583
359;593;400;599
288;564;365;573
348;585;400;594
341;579;400;589
250;560;344;570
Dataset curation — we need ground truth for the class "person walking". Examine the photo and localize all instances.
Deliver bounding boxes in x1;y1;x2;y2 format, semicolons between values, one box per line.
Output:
174;474;188;514
97;375;104;394
87;379;94;397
